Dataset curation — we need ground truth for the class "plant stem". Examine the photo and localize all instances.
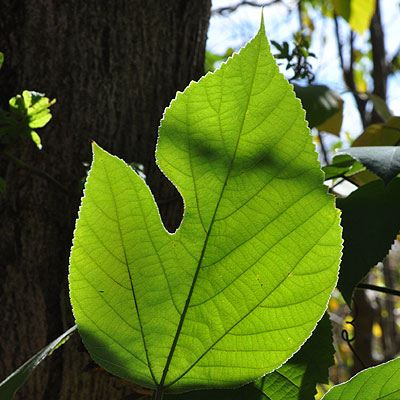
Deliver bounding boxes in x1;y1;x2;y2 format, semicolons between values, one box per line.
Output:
318;130;329;165
4;151;71;196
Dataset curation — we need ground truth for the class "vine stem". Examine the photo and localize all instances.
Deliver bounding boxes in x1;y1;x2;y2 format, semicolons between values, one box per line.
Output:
4;151;71;196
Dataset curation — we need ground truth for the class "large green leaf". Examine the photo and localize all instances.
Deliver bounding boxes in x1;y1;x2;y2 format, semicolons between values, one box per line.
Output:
294;84;343;136
322;357;400;400
337;178;400;304
0;326;77;399
338;146;400;184
168;314;334;400
69;21;342;396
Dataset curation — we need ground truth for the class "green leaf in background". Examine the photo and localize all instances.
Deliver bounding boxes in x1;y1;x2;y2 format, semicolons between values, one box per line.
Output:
333;0;376;35
6;90;56;149
0;52;4;70
336;178;400;305
338;146;400;184
69;20;342;395
322;357;400;400
0;325;77;400
367;94;393;122
205;48;233;72
322;154;365;181
294;84;343;136
352;116;400;147
169;314;334;400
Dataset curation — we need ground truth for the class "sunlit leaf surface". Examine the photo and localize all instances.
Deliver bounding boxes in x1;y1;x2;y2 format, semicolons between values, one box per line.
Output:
69;20;342;395
322;357;400;400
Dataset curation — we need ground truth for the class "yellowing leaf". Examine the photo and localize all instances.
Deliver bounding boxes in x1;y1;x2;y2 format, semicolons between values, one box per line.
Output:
334;0;376;34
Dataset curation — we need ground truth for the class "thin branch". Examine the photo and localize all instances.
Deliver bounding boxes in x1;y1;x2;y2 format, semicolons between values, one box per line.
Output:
333;13;367;127
357;283;400;297
318;131;329;165
212;0;283;15
297;0;303;30
4;151;71;196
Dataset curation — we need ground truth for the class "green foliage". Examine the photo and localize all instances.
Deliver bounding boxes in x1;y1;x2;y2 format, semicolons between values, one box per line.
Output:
322;357;400;399
333;0;376;34
352;117;400;147
294;84;343;136
0;52;3;70
322;154;365;180
0;326;77;400
205;49;233;72
69;22;342;397
3;6;400;399
337;178;400;304
0;90;56;149
367;94;393;122
271;34;316;82
338;147;400;184
168;314;334;400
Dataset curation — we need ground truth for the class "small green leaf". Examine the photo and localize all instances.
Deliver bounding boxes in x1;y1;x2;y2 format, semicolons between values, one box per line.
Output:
294;84;343;136
337;178;400;304
322;154;365;181
338;146;400;184
0;326;77;400
5;91;55;147
69;20;342;394
322;357;400;400
0;52;4;70
30;130;42;149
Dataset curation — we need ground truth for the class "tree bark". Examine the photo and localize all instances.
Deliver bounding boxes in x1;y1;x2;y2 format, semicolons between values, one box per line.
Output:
369;0;387;124
0;1;210;399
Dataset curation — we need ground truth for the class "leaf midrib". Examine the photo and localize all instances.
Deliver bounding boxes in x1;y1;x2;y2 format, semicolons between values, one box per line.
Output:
157;33;263;392
101;158;157;384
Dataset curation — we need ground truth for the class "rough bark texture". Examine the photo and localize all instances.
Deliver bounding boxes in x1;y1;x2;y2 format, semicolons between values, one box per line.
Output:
0;1;210;399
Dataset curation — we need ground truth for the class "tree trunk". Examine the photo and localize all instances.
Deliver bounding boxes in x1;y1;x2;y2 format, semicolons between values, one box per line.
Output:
0;1;210;399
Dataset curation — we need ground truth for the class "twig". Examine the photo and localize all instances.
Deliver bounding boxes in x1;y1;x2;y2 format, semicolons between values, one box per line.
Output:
4;151;71;196
318;131;329;165
297;0;302;30
357;283;400;297
333;13;366;127
212;0;282;15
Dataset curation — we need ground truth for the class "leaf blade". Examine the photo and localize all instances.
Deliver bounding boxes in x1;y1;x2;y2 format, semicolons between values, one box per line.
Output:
69;20;342;394
322;358;400;400
338;146;400;184
337;178;400;304
0;326;77;400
